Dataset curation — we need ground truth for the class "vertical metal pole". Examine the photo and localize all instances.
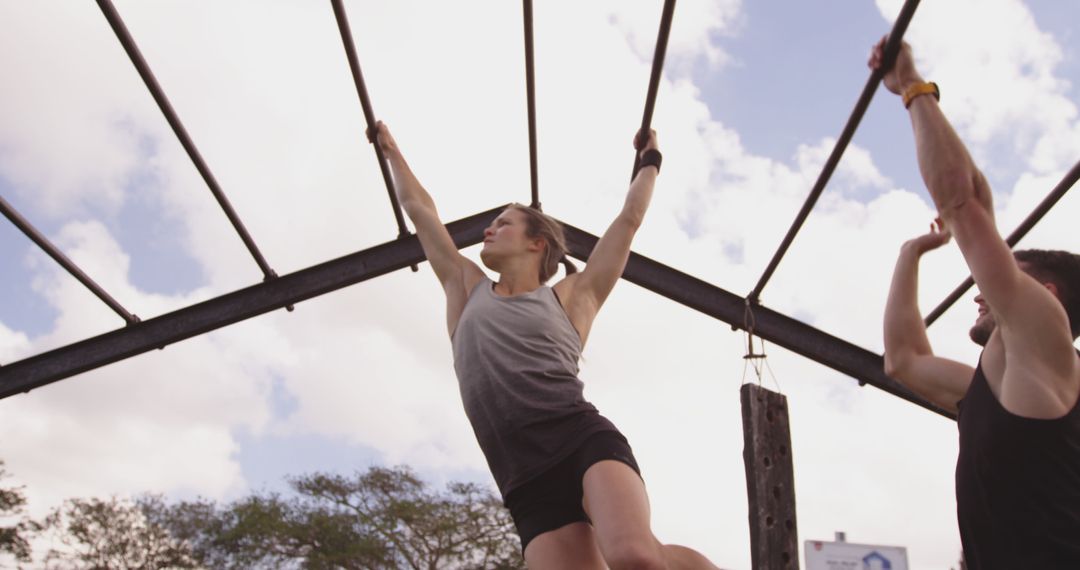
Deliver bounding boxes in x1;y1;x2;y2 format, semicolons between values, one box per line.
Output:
523;0;540;209
330;0;417;272
742;383;799;569
631;0;676;180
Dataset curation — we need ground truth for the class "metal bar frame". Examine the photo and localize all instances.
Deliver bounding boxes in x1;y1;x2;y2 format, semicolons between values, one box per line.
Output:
0;195;138;325
559;221;954;419
330;0;412;243
1;205;952;419
522;0;541;209
748;0;922;303
0;207;503;399
96;0;276;280
16;2;1075;423
631;0;677;179
924;156;1080;326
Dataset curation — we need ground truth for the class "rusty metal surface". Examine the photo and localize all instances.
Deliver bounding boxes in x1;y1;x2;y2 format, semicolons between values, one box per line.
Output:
560;220;956;419
0;206;502;399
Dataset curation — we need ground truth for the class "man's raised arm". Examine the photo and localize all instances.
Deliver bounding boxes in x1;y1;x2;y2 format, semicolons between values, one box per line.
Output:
871;38;1078;417
883;225;974;413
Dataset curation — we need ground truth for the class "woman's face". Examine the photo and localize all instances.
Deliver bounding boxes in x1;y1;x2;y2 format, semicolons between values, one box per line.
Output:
480;209;539;270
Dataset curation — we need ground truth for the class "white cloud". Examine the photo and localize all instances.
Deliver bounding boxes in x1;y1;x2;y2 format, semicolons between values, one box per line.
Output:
1;1;1077;569
0;322;31;363
875;0;1078;175
0;3;165;218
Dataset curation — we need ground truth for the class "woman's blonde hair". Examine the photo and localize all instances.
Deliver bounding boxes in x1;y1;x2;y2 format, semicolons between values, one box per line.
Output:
506;204;578;283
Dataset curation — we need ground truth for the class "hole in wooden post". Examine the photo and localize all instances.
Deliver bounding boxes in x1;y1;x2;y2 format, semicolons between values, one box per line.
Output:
772;485;781;499
781;552;791;564
766;515;774;527
785;519;794;531
766;409;774;422
763;456;772;468
779;444;788;456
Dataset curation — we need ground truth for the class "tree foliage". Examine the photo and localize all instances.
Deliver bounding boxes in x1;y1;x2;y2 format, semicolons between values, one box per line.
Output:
0;461;33;564
39;495;197;569
25;464;523;569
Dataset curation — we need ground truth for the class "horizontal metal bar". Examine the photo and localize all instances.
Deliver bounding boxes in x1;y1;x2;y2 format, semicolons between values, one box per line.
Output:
4;200;952;420
748;0;921;303
0;206;503;399
631;0;676;179
559;220;955;420
924;156;1080;326
96;0;276;281
1;195;138;325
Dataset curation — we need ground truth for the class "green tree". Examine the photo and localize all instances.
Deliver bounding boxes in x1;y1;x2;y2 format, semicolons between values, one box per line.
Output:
39;495;197;569
35;465;523;569
289;466;523;570
0;461;33;564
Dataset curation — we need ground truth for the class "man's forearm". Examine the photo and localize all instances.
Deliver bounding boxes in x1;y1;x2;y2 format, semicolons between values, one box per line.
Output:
884;246;934;371
908;94;993;218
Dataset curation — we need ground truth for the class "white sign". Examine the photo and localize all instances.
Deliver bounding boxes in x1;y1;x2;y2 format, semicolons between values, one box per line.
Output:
804;539;909;570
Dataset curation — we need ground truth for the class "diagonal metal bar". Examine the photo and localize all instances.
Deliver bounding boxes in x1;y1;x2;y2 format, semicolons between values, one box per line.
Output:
559;220;955;420
96;0;276;281
748;0;922;304
1;201;951;419
631;0;676;179
1;195;138;325
523;0;540;209
0;207;502;400
924;156;1080;326
330;0;414;252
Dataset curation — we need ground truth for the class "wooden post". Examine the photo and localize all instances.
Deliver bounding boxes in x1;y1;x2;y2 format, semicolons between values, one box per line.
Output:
741;383;799;569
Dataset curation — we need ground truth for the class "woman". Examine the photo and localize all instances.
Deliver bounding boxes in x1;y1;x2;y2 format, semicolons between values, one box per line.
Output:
373;121;718;570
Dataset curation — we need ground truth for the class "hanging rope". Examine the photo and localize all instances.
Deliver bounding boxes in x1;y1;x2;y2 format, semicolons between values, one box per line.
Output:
741;299;782;392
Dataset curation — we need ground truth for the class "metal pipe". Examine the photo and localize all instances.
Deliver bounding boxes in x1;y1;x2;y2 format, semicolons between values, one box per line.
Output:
0;206;503;398
748;0;922;303
523;0;540;209
923;157;1080;326
0;195;138;325
560;220;954;419
631;0;676;179
95;0;276;281
330;1;413;239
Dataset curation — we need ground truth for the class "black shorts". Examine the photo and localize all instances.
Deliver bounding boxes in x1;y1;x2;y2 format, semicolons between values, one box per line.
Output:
504;430;642;552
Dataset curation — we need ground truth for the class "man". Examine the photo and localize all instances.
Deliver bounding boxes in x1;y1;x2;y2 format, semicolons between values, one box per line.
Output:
874;37;1080;568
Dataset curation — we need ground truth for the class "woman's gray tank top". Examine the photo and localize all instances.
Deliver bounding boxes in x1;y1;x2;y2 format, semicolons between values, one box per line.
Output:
451;278;616;498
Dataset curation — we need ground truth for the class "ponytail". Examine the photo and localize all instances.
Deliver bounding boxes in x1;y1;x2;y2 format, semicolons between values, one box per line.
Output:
560;255;579;277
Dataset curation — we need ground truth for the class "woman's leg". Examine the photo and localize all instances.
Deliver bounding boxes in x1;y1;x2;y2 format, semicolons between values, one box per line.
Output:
523;522;606;570
582;460;719;570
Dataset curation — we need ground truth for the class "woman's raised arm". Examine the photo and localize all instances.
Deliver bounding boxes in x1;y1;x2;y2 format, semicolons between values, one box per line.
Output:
373;122;485;332
555;130;660;345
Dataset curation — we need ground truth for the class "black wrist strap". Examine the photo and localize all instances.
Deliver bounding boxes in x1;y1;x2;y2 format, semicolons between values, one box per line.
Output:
634;149;663;177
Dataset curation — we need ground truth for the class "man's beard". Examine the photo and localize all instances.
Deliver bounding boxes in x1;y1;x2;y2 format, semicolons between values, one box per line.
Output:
969;314;995;346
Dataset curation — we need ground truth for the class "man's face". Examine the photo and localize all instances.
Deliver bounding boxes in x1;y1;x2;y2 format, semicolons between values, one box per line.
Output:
969;292;995;346
968;262;1049;346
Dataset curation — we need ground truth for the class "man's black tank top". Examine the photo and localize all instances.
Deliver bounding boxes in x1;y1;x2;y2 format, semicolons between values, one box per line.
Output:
955;356;1080;569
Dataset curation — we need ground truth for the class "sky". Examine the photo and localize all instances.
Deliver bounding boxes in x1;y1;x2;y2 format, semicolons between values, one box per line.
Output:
1;1;1078;568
